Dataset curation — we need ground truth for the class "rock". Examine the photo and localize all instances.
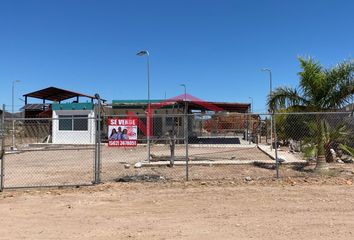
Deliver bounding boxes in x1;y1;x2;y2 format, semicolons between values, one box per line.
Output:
330;148;336;159
245;176;252;182
124;164;131;169
336;159;344;164
134;162;142;168
287;177;297;186
116;174;165;182
201;182;207;185
341;156;353;164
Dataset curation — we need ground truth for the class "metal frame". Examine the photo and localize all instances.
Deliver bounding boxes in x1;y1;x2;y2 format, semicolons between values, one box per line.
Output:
2;110;98;190
0;104;5;191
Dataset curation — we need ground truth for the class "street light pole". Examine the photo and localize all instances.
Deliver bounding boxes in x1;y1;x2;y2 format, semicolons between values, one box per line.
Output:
180;84;186;102
261;68;273;150
137;50;151;162
248;96;253;113
12;80;20;150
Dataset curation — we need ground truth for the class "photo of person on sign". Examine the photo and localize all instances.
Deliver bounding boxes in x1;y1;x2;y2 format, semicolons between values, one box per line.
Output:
109;127;122;140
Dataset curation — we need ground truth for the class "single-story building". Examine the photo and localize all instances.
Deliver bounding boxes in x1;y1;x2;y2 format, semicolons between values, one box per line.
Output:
20;88;258;145
52;102;96;144
22;87;103;144
104;96;257;141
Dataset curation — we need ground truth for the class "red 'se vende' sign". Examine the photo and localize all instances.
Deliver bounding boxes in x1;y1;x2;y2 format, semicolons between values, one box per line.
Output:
108;118;138;147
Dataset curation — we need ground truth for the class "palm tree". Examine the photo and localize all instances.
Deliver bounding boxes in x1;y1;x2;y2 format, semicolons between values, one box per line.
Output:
268;57;354;172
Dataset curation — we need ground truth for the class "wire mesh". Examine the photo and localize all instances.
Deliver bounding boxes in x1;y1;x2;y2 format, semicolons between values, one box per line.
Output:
1;111;353;188
100;114;188;182
186;112;275;180
2;117;95;188
274;112;354;177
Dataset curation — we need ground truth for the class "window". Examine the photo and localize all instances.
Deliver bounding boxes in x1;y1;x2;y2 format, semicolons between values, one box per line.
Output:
166;117;182;126
59;116;72;130
58;115;88;131
175;117;182;126
73;115;88;130
166;117;174;126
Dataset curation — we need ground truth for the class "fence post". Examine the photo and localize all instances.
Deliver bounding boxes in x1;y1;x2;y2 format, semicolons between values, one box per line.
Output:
184;105;189;181
97;96;102;183
0;104;5;191
273;112;279;178
94;94;102;184
94;116;97;184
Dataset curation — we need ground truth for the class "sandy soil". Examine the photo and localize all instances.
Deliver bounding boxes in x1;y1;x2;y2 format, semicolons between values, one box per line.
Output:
3;145;272;187
1;178;354;240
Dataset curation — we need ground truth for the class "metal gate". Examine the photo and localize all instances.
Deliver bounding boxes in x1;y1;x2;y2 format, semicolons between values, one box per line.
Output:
0;113;98;189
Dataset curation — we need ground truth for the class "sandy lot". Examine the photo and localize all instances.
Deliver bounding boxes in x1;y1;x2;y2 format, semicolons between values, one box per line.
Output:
3;145;272;188
1;178;354;240
3;143;354;239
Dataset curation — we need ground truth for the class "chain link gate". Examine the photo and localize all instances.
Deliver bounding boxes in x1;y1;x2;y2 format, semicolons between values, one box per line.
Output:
1;114;98;189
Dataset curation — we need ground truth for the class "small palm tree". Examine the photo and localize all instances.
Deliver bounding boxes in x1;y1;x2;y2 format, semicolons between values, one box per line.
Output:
268;57;354;172
301;118;351;162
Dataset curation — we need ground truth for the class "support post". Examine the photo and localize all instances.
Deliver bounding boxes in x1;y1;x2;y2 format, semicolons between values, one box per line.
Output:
147;54;151;163
0;104;5;191
184;102;189;181
273;112;279;178
94;94;102;184
94;117;98;184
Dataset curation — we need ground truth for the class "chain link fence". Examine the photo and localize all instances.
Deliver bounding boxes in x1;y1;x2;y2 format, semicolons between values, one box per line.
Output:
274;112;354;177
0;114;97;189
0;105;353;190
100;114;189;182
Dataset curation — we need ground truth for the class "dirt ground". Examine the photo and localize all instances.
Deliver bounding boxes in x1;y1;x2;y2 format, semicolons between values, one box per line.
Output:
1;173;354;240
3;145;273;187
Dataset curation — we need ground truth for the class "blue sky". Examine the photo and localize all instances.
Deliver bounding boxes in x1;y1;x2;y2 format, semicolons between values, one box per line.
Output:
0;0;353;112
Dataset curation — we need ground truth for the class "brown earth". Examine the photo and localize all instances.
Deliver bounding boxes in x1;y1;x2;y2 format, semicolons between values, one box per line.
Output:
1;174;354;240
3;145;273;187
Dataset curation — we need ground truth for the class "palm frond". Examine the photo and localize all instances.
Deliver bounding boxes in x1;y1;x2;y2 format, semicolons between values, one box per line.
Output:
323;60;354;108
297;57;326;104
268;86;308;111
340;144;354;156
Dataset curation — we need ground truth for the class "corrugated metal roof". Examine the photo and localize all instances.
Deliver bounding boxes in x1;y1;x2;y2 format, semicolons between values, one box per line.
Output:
23;87;104;102
112;100;165;104
20;104;49;110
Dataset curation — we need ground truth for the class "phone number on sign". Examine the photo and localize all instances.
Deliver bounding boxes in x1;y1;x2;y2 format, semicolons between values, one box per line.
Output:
108;140;137;146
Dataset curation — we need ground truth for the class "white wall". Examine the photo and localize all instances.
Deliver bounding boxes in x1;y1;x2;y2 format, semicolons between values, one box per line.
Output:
52;110;95;144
